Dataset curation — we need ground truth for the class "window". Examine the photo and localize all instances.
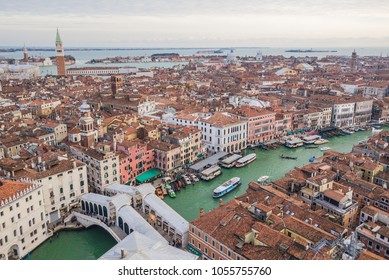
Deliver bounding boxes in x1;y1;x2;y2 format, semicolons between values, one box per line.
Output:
220;245;223;252
60;188;63;194
205;236;208;242
375;244;381;252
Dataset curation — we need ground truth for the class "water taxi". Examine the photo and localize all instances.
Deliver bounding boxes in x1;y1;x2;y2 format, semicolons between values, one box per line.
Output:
302;135;321;144
257;176;270;183
285;138;304;148
219;154;242;168
320;147;331;151
200;165;222;181
165;184;176;198
212;177;242;198
314;139;329;145
235;153;257;167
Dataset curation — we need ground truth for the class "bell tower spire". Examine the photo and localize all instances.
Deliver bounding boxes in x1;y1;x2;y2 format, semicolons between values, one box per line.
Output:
55;28;66;76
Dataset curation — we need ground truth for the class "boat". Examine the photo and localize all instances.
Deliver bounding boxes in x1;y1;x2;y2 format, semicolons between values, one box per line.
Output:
257;176;270;183
280;154;297;160
314;139;329;145
305;145;318;149
155;188;164;199
219;154;242;168
200;165;222;181
168;189;176;198
235;153;257;168
320;147;331;151
372;127;383;135
285;138;304;148
342;129;354;135
189;173;199;182
302;135;321;144
182;175;192;185
309;156;316;162
212;177;242;198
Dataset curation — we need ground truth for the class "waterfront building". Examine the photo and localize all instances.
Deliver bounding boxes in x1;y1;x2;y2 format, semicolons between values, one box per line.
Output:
274;112;293;137
197;112;247;153
66;66;153;77
116;139;154;184
372;100;389;123
231;106;276;144
161;125;202;165
147;140;181;172
354;98;373;126
55;28;66;76
331;100;355;128
301;108;327;130
356;206;389;259
0;152;87;223
0;179;49;260
69;145;120;193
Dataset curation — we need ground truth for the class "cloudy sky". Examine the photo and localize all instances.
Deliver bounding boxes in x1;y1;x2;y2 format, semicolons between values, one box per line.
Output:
1;0;389;47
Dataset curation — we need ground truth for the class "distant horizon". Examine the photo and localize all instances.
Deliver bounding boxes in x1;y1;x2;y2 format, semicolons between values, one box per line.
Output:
1;46;389;50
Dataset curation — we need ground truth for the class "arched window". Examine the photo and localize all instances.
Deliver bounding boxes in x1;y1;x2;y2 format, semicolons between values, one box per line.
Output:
85;202;89;212
98;205;103;216
81;201;85;211
124;223;129;235
103;206;108;217
94;203;98;214
118;217;123;230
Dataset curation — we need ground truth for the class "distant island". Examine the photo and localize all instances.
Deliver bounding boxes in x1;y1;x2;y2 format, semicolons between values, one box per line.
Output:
285;49;338;53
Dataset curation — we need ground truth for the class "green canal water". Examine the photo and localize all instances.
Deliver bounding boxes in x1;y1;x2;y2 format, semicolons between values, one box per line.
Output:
164;130;378;221
31;129;385;259
30;226;116;260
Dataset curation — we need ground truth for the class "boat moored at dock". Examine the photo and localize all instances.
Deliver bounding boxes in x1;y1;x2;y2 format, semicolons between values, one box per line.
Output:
235;153;257;167
212;177;242;198
219;153;242;168
200;165;222;181
285;138;304;148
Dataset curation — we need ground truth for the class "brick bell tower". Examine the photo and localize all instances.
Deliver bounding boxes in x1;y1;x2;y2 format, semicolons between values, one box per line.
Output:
79;100;95;148
23;44;28;62
55;28;66;76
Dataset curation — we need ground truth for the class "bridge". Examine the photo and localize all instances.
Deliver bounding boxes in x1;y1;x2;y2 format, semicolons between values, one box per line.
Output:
64;212;126;242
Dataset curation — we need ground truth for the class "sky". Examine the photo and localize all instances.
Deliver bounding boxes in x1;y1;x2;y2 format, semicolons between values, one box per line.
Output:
1;0;389;48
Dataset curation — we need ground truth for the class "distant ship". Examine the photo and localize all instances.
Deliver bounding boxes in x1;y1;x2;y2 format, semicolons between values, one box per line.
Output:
285;49;337;53
212;177;242;198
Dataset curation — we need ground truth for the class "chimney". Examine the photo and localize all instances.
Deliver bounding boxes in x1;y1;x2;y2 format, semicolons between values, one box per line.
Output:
309;218;313;225
37;156;42;164
120;248;125;259
219;198;223;207
200;208;204;217
72;160;77;169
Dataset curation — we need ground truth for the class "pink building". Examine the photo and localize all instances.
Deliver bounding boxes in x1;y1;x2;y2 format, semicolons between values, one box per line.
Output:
116;139;154;184
231;106;276;144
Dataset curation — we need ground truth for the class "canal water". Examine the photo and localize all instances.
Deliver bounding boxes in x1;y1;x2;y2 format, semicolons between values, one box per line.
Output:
29;226;116;260
30;129;384;259
164;130;378;221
